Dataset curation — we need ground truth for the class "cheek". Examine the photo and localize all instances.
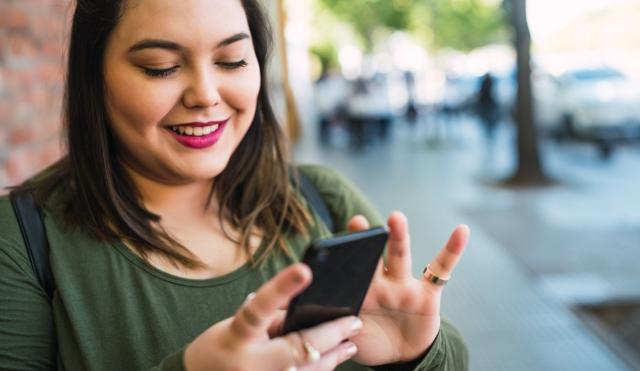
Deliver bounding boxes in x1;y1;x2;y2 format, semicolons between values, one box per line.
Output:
105;70;177;135
221;65;261;117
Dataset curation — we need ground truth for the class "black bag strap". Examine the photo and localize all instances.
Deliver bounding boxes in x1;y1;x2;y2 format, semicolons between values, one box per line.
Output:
295;170;336;233
9;189;55;302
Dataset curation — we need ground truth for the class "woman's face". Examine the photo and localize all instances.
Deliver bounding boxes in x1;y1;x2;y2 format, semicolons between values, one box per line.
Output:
104;0;261;185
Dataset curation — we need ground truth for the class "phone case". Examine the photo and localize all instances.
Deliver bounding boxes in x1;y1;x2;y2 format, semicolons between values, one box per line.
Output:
281;227;388;334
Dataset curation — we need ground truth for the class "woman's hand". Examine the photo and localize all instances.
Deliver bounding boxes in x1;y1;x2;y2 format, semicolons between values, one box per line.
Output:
184;263;362;371
347;212;470;366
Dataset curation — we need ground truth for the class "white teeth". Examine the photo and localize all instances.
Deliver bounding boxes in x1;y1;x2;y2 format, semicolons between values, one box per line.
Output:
171;124;220;136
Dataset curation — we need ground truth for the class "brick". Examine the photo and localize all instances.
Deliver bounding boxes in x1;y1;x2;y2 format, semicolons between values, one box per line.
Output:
42;40;65;61
32;15;63;39
7;32;40;61
1;0;71;189
0;103;10;125
8;124;38;146
36;63;62;82
0;69;6;98
0;123;6;147
5;151;28;185
0;8;29;29
39;139;63;165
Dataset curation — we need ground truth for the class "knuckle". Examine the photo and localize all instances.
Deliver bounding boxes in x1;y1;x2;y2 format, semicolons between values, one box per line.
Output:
230;316;250;339
240;304;262;328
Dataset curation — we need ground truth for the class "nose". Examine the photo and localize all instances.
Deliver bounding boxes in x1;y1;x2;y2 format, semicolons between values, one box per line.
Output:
182;67;220;109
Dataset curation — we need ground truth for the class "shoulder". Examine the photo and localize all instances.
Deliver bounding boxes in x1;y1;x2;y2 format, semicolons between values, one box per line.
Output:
296;164;364;205
0;182;67;280
0;194;37;283
297;164;350;190
296;164;384;231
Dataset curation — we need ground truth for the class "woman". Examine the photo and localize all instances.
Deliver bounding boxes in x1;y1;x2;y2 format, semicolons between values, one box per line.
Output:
0;1;470;370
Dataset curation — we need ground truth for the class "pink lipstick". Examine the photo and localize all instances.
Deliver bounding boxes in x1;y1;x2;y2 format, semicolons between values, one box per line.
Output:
166;119;228;149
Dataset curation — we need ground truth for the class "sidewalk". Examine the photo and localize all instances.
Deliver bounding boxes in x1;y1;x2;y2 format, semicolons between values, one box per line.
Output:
294;117;634;370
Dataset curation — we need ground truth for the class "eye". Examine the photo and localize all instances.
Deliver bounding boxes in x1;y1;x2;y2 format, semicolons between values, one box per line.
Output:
216;60;248;70
142;65;180;78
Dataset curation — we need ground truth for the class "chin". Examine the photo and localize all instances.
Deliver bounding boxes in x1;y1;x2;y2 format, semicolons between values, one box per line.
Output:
182;162;229;181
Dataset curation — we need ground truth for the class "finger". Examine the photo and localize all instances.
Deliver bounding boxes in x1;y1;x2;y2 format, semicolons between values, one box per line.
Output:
374;258;386;278
347;214;370;232
264;316;362;367
426;224;470;282
267;310;287;338
385;211;412;280
231;263;312;339
298;342;358;371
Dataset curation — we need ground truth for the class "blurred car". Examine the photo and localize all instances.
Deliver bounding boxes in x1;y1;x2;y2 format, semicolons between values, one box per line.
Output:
557;67;640;158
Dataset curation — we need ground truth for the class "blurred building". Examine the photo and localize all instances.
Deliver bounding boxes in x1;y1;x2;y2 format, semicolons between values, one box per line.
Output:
0;1;70;190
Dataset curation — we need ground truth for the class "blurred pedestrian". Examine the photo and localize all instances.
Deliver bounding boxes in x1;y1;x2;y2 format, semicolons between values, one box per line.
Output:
404;71;419;129
477;72;499;140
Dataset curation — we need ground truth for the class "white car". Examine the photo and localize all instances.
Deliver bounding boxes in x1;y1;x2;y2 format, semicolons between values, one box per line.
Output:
558;67;640;158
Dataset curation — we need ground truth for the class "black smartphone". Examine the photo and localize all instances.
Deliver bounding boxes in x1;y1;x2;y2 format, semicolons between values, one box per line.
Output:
281;226;389;335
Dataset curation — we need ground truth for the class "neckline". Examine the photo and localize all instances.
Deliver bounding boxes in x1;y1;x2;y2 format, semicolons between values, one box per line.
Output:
113;238;269;287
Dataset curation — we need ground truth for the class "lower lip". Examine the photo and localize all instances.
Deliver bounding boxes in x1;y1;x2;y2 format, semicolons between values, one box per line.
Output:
167;121;227;149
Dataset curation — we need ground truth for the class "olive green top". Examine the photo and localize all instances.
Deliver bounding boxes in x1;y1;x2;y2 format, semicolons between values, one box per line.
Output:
0;165;467;371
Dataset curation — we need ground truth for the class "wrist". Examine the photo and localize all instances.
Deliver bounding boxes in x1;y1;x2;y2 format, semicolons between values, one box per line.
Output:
371;327;441;371
183;341;202;371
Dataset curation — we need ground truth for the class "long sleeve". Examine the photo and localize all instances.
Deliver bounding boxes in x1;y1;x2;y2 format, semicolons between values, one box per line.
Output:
0;211;56;370
0;196;192;371
146;348;187;371
413;320;468;371
373;320;468;371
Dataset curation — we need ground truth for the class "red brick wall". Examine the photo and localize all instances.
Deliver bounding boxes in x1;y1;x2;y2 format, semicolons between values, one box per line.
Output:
0;0;71;191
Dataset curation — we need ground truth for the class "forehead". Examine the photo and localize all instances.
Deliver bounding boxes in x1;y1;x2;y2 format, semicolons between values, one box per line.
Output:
114;0;250;46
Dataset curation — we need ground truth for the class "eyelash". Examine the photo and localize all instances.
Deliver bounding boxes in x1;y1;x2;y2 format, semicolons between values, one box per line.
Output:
142;60;248;78
143;66;179;78
217;60;248;70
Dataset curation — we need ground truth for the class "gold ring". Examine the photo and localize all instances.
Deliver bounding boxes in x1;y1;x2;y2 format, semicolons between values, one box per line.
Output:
284;367;298;371
423;264;450;286
303;341;321;362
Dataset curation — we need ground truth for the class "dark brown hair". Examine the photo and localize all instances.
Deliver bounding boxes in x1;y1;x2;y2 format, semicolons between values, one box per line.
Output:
27;0;312;269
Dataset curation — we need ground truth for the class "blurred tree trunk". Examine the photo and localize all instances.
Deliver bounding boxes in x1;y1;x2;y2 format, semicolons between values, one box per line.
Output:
504;0;550;185
275;0;301;143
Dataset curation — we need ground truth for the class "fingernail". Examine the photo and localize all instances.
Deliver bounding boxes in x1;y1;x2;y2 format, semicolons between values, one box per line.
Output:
352;318;363;332
243;292;256;305
345;343;358;358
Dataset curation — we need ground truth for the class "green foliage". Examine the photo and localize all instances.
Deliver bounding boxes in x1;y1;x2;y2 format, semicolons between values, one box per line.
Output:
315;0;508;52
427;0;508;51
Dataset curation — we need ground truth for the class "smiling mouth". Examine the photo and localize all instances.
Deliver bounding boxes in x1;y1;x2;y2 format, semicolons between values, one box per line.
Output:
165;119;228;149
166;118;229;137
168;123;220;136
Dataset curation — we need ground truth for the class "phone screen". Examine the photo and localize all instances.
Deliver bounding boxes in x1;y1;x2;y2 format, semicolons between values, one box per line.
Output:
281;227;388;334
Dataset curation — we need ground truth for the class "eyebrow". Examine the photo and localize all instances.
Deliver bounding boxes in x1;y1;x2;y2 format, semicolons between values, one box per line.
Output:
127;32;250;53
